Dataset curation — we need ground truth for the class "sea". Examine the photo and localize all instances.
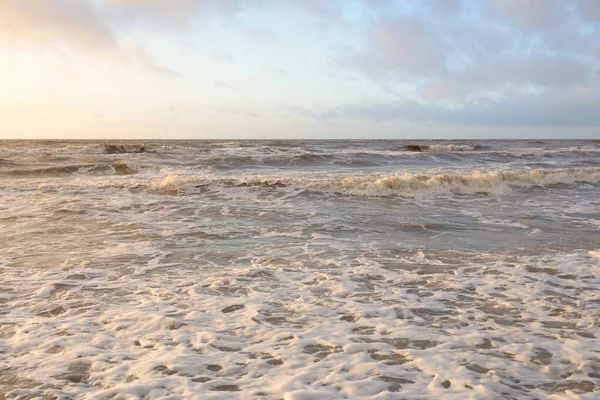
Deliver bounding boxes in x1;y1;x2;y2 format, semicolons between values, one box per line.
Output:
1;139;599;399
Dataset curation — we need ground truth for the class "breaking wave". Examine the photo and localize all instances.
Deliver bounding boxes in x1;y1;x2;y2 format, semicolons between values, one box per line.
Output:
314;167;600;197
154;167;600;198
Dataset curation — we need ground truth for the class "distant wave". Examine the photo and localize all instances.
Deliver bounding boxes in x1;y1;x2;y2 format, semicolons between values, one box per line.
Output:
0;162;137;177
399;144;479;152
0;143;151;156
3;142;598;165
153;167;600;198
491;147;600;158
103;144;148;154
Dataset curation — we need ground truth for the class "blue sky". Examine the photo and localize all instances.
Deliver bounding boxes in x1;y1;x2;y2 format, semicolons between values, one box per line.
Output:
0;0;599;139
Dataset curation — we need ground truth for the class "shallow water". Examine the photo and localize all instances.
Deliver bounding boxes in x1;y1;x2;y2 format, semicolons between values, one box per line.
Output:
1;140;599;399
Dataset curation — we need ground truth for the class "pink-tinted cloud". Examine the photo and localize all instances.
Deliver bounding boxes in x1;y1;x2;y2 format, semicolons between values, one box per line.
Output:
490;0;564;31
344;18;444;78
0;0;117;52
104;0;242;25
577;0;600;21
0;0;182;75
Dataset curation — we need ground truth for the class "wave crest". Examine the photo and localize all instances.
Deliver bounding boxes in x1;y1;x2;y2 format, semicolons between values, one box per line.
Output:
427;144;477;152
313;168;600;197
152;167;600;198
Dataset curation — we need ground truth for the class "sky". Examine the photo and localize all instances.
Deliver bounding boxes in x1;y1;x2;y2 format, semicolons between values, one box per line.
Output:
0;0;599;139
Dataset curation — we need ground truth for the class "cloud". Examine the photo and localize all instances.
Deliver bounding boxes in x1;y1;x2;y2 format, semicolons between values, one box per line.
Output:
421;55;590;101
342;18;444;79
0;0;191;74
169;103;246;119
331;0;600;126
486;0;600;58
215;82;234;89
489;0;565;31
425;0;462;13
288;85;600;127
1;0;599;130
245;28;279;44
0;0;117;52
212;53;234;62
123;43;181;76
104;0;243;25
578;0;600;22
0;0;256;75
105;0;198;19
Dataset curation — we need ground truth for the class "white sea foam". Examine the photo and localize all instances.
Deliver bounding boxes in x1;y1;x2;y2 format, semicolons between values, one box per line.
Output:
153;174;184;189
427;144;477;152
2;250;599;399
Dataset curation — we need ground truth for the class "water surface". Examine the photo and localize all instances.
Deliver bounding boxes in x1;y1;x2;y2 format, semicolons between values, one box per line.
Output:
1;140;599;399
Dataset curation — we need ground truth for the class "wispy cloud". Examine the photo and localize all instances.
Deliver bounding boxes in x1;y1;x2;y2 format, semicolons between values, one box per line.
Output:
0;0;118;52
340;18;444;78
215;82;234;89
245;28;279;44
0;0;193;75
286;86;600;127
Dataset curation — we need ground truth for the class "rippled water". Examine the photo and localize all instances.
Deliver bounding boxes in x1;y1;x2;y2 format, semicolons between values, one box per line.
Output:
1;140;599;399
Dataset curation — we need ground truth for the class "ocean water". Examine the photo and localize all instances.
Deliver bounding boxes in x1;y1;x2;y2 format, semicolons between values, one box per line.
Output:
1;139;599;399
